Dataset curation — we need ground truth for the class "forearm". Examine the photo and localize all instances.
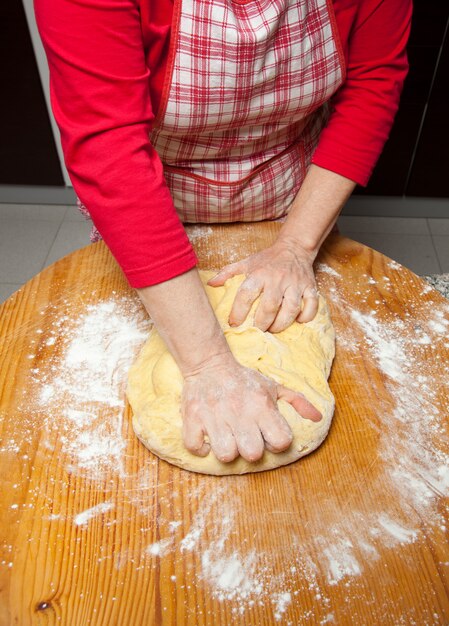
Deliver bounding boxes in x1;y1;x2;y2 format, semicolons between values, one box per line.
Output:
277;164;356;256
136;268;233;377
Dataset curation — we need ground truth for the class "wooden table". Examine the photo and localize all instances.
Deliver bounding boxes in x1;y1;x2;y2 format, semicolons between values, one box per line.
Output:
0;224;448;625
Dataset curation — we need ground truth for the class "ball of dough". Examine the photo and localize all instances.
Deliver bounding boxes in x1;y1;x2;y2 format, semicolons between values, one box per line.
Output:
126;271;335;475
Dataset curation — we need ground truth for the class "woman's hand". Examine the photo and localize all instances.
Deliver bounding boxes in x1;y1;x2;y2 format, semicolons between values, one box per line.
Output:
207;164;357;334
137;268;322;465
207;237;318;333
181;354;322;462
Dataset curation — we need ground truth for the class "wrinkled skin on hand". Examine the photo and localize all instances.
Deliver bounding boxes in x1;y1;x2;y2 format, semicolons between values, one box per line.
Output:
181;359;322;463
207;238;319;333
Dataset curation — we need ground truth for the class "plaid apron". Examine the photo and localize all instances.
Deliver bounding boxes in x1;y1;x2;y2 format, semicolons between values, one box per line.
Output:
77;0;345;237
150;0;345;223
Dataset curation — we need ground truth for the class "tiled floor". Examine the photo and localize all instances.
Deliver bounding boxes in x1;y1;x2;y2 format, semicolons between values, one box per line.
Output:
0;203;448;304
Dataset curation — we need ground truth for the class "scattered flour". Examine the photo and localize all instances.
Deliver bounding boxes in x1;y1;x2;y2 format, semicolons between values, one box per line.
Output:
201;549;261;602
29;295;151;480
428;318;448;334
377;515;418;544
316;263;340;278
350;310;408;382
273;592;292;621
1;267;448;623
186;225;213;243
74;502;114;527
348;303;449;527
322;543;362;585
146;539;173;557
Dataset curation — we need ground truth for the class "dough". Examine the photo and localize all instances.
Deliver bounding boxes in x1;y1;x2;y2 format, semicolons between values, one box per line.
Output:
126;271;335;475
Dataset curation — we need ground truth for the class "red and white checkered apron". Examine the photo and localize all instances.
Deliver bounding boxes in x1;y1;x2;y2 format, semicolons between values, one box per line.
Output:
150;0;345;223
77;0;345;236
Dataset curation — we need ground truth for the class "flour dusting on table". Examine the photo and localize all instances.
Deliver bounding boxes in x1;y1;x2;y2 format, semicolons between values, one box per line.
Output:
347;298;449;531
74;501;115;527
1;264;448;624
187;225;214;243
26;294;151;480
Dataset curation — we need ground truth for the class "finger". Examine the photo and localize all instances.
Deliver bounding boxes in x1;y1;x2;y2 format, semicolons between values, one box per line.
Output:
277;384;322;422
206;420;239;463
268;289;303;333
253;287;284;332
228;276;263;327
296;286;319;323
233;424;265;463
182;415;211;457
207;262;246;287
257;408;293;453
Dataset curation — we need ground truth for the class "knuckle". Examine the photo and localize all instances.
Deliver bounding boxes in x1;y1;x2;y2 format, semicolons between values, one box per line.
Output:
288;301;303;316
261;392;276;408
304;284;318;297
240;291;256;305
263;298;279;313
182;408;201;424
186;400;202;414
241;276;260;292
282;295;300;309
184;439;204;454
239;283;259;301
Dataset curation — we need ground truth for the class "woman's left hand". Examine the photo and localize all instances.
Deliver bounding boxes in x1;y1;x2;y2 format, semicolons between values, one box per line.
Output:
207;237;319;333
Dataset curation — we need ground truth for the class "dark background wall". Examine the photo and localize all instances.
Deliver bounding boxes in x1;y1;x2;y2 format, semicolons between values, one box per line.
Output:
0;0;65;187
354;0;449;198
1;0;448;196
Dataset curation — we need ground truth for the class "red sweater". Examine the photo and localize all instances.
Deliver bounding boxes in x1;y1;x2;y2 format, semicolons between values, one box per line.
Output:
34;0;412;288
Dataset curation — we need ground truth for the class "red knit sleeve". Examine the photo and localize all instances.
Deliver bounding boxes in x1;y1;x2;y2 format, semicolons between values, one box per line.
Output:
33;0;197;288
312;0;413;186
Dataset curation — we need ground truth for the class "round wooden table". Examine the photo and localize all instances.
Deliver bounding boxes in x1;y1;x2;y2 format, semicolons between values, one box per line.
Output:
0;224;448;625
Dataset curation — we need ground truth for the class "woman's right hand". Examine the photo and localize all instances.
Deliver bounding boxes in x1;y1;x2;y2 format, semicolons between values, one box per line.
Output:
137;266;321;463
181;354;322;463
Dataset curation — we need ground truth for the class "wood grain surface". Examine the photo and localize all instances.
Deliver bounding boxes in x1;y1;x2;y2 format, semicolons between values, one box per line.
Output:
0;223;448;625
